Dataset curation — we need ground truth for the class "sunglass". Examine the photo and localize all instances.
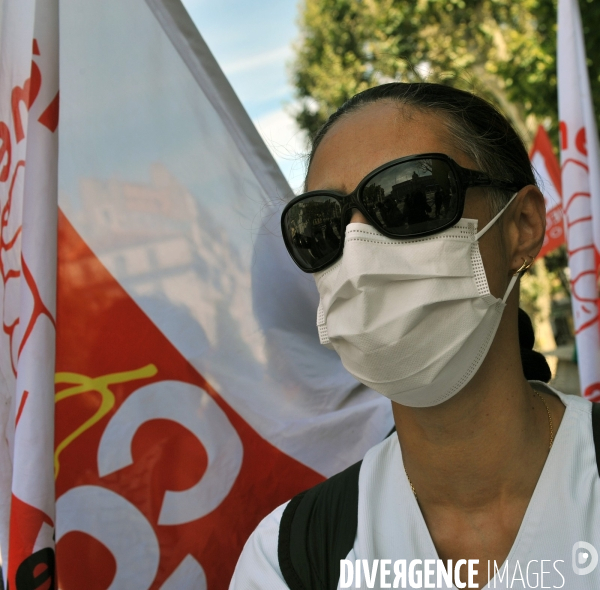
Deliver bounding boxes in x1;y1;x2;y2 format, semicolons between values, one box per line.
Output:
281;153;521;273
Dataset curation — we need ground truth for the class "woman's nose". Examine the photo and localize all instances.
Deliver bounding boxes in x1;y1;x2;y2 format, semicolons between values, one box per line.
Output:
349;208;370;225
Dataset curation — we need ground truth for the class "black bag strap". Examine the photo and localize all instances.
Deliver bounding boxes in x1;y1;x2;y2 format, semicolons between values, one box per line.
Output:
591;402;600;477
278;460;362;590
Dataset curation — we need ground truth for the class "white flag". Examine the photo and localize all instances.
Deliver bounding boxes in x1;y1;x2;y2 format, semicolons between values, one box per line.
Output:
558;0;600;399
0;0;59;586
50;0;392;586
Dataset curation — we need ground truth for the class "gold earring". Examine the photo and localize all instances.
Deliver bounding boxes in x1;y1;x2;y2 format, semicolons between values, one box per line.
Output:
514;255;534;276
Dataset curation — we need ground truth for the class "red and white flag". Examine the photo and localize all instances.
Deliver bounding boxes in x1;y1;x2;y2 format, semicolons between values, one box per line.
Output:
0;0;59;587
558;0;600;400
0;0;392;587
529;125;565;259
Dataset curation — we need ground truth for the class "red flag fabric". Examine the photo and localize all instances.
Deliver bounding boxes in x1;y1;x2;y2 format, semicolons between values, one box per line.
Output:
0;0;59;587
55;211;324;588
529;125;565;259
558;0;600;399
49;0;393;587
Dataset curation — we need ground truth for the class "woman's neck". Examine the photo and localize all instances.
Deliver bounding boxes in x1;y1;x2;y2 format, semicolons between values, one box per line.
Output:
392;316;566;586
393;312;565;510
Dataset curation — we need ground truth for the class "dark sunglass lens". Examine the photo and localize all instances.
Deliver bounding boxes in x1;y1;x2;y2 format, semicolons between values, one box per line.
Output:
283;196;343;271
360;158;459;236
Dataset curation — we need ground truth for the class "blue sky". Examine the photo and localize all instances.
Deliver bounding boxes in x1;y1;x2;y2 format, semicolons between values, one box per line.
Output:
181;0;308;191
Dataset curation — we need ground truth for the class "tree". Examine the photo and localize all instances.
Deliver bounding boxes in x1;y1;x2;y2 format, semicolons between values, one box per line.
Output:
292;0;600;359
292;0;600;146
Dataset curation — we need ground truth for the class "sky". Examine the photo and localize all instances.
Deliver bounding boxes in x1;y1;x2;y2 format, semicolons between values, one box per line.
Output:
181;0;308;192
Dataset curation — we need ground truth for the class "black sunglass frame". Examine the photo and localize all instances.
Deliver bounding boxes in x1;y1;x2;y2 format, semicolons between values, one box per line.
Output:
281;152;522;273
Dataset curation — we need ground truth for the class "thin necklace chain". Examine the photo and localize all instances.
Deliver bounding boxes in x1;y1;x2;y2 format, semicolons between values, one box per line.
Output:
406;470;417;498
404;390;554;500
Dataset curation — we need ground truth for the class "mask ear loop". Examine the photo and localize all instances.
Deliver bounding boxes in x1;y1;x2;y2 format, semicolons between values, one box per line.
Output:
470;191;523;303
502;255;534;303
474;191;519;241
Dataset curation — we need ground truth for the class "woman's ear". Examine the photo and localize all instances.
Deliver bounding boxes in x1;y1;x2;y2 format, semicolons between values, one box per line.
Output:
504;185;546;273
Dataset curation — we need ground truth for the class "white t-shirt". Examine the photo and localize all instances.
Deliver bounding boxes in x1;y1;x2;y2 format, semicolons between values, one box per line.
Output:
230;385;600;589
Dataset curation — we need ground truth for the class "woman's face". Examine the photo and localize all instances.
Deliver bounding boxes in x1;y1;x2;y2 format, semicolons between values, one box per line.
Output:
305;100;511;299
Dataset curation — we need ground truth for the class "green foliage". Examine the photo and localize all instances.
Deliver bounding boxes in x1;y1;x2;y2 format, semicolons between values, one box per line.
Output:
544;245;571;296
292;0;600;144
292;0;600;344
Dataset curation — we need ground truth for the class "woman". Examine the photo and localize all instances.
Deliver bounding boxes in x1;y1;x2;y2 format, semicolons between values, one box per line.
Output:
230;83;600;589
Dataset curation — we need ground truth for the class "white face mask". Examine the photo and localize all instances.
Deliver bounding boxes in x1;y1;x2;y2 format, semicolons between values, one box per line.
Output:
314;194;519;407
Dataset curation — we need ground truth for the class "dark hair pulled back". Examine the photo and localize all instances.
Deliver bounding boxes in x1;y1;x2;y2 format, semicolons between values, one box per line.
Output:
308;82;551;383
518;309;552;383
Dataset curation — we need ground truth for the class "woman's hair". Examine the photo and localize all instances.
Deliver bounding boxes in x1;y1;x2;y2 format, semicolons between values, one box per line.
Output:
308;82;551;383
518;308;552;383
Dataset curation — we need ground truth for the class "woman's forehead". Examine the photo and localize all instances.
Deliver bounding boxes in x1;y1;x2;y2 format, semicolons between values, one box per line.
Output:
306;101;472;193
